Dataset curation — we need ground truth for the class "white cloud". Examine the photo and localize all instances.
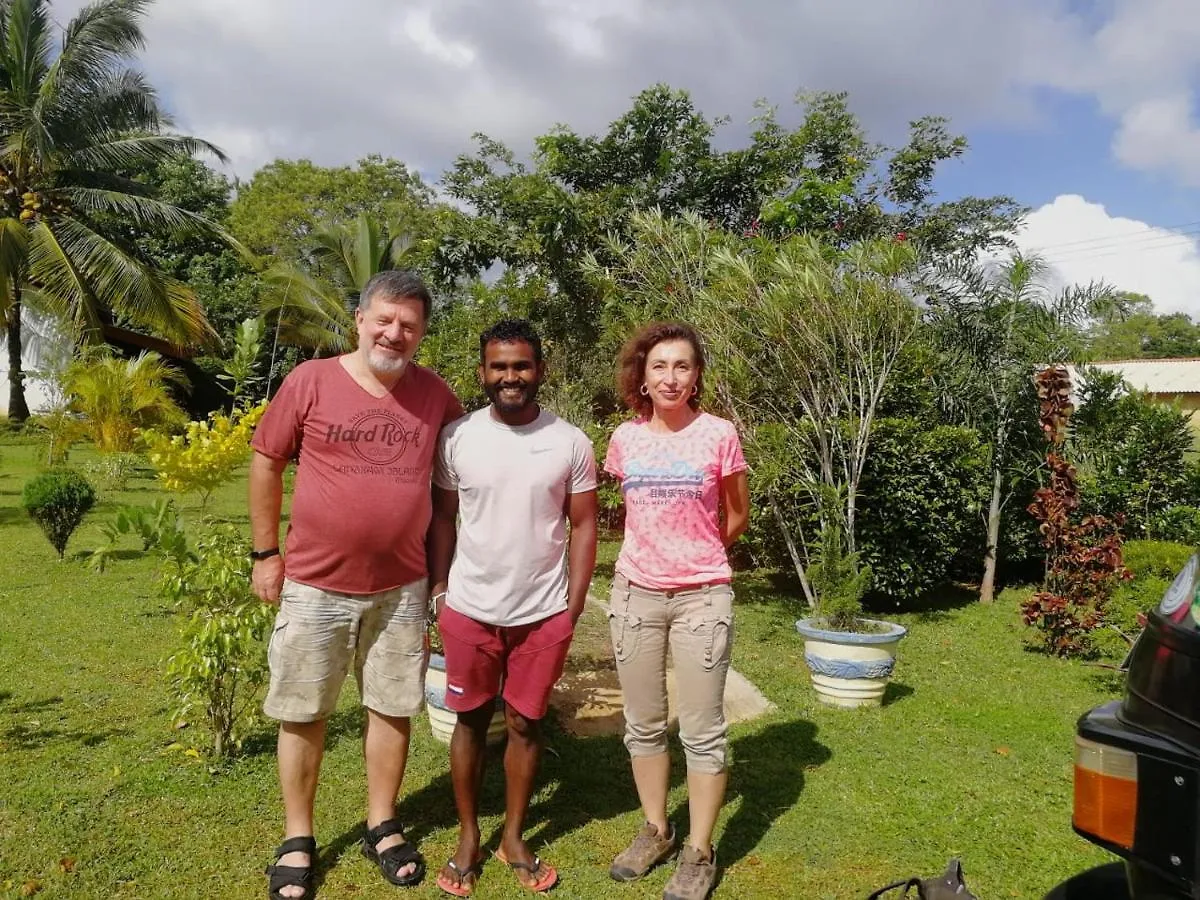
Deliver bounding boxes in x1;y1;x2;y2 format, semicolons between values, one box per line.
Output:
1016;194;1200;316
41;0;1200;189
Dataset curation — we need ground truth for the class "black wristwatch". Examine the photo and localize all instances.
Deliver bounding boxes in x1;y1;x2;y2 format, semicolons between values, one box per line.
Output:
250;547;280;561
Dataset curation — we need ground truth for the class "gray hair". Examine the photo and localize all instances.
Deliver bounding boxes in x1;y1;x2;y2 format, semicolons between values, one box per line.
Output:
358;270;432;319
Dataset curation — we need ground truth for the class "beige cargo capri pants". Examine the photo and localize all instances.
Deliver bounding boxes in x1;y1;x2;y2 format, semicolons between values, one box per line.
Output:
608;573;734;773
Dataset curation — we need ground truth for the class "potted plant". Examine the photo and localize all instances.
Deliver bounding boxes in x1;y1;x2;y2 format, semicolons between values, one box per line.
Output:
794;522;907;708
424;619;506;745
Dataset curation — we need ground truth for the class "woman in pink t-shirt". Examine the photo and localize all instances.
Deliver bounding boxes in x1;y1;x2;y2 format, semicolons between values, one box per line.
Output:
602;321;750;900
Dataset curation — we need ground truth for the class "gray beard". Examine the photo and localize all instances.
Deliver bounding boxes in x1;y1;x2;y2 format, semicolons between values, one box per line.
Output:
368;348;408;376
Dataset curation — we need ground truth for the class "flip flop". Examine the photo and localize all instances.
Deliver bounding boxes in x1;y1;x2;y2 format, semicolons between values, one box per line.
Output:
435;858;483;897
493;848;558;893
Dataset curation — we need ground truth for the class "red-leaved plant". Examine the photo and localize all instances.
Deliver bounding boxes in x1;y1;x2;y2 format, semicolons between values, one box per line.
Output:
1021;366;1131;656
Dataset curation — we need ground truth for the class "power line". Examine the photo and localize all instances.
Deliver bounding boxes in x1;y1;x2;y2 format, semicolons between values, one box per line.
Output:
1040;228;1200;264
1027;218;1200;254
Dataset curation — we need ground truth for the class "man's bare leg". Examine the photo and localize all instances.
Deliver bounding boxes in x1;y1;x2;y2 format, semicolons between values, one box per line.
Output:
276;720;325;899
438;703;493;889
363;709;418;880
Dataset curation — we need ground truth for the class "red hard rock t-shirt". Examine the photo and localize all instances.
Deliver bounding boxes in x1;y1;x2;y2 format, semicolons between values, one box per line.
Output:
252;357;463;594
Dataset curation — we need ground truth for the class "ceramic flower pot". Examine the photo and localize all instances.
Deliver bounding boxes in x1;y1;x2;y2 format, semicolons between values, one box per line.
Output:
795;617;907;708
424;653;507;745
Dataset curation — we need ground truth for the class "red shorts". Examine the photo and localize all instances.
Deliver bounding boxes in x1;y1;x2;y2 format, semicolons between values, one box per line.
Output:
438;606;574;720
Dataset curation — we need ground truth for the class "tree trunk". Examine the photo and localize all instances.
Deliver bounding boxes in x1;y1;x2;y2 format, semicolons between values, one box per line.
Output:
770;492;817;609
5;292;29;422
980;461;1004;604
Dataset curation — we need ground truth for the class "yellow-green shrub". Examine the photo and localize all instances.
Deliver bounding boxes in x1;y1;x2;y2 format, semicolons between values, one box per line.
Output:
141;401;267;508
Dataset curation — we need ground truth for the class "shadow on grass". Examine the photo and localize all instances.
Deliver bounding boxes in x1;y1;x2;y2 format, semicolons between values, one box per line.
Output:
714;718;830;871
865;583;980;624
510;720;665;853
883;681;914;706
0;694;127;749
0;506;27;525
2;696;130;750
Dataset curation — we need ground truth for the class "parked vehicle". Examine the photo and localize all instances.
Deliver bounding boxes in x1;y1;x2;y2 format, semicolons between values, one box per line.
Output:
1047;554;1200;899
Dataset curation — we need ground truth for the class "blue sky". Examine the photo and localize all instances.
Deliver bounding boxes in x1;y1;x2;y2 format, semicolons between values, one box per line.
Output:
938;91;1200;228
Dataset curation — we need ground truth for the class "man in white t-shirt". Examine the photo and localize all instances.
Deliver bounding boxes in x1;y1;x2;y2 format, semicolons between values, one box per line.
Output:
428;318;598;896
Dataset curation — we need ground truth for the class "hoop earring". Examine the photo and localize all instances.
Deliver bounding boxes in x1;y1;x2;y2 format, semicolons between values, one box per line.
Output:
691;384;699;397
640;384;649;396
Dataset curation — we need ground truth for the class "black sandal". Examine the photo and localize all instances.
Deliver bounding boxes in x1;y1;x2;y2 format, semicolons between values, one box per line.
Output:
362;817;426;887
266;835;316;900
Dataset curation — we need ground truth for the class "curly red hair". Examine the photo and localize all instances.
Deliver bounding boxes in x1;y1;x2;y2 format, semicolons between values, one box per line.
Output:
616;321;706;418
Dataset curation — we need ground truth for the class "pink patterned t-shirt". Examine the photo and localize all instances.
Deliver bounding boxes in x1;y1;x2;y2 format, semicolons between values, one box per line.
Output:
604;412;748;590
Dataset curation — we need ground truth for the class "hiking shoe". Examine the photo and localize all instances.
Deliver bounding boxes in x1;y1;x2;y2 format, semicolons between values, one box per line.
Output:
663;844;717;900
609;822;678;881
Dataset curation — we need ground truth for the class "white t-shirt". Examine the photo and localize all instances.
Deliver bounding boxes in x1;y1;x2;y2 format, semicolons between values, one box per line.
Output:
434;406;598;626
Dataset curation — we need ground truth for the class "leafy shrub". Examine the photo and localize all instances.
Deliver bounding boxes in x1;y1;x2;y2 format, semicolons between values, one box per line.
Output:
809;518;873;631
64;350;188;452
1073;370;1197;535
1148;506;1200;547
163;523;274;757
82;452;141;492
1122;539;1195;579
26;406;88;465
1087;540;1194;661
141;401;267;508
88;499;193;577
857;418;989;603
1022;367;1131;658
22;469;97;558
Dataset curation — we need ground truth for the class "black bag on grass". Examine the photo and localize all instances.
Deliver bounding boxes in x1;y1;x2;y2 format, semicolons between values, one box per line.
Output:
866;857;979;899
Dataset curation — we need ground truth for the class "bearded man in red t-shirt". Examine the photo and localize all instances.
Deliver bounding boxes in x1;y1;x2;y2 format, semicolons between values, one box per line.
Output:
249;270;463;900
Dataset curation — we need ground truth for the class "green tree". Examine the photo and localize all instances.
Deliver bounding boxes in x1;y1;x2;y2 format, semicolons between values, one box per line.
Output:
119;155;260;353
437;85;1022;373
259;213;422;354
229;155;435;260
588;210;920;610
0;0;231;421
924;253;1110;602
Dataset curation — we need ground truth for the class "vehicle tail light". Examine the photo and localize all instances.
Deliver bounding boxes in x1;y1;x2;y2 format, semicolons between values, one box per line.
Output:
1074;735;1138;850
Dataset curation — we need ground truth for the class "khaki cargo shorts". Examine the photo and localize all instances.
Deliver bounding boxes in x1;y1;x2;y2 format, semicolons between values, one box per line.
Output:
263;578;429;723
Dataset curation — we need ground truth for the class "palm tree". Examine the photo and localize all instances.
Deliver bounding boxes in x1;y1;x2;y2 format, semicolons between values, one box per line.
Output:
924;252;1111;603
260;213;420;355
64;347;186;451
0;0;231;421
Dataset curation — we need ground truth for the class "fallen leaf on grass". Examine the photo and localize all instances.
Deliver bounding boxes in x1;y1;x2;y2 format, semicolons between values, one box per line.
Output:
994;746;1011;756
58;857;76;874
20;879;42;896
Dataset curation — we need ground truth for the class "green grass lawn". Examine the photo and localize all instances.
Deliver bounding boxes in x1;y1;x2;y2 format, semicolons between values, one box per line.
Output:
0;436;1117;898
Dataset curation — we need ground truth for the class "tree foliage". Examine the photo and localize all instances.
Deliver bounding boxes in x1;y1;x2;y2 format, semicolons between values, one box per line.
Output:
0;0;233;420
923;252;1111;601
437;85;1022;370
229;155;435;260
